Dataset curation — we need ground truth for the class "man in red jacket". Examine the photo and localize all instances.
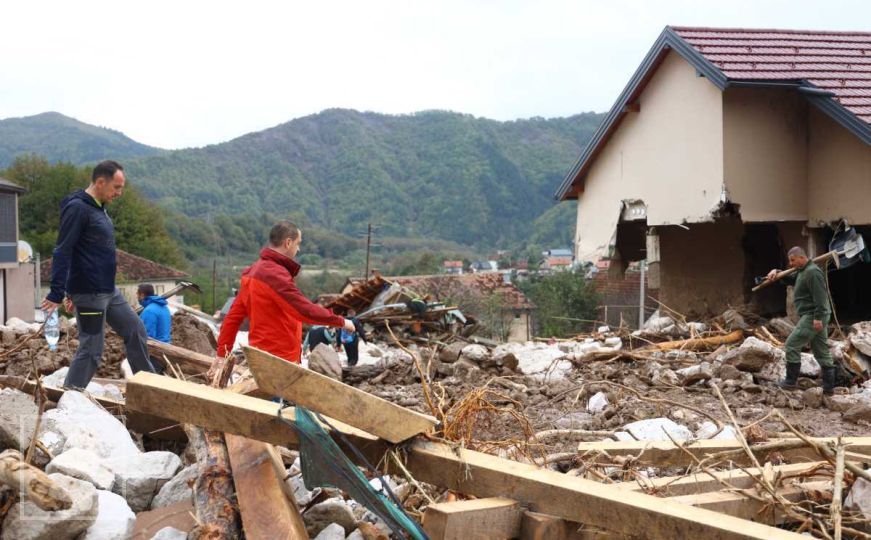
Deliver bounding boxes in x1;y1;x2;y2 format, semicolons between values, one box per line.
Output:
216;221;354;363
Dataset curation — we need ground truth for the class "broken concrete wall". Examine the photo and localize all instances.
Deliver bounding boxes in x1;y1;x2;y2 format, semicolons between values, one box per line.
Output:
723;87;809;222
4;262;36;322
507;311;532;342
574;51;724;261
808;107;871;226
658;220;745;317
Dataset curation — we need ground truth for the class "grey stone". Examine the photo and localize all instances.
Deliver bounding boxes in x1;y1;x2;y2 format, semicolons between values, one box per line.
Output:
438;342;466;364
722;309;748;330
586;392;609;413
802;387;824;409
650;368;679;386
79;489;135;540
38;390;140;461
0;387;38;453
313;523;347;540
347;529;366;540
453;358;482;380
849;322;871;357
46;448;114;490
460;344;489;363
826;394;865;413
676;363;713;386
721;337;781;372
768;317;796;340
150;527;189;540
107;451;181;512
309;344;342;381
151;463;198;509
844;477;871;523
304;497;357;537
620;418;692;441
843;398;871;423
715;364;743;381
286;473;315;507
0;473;98;540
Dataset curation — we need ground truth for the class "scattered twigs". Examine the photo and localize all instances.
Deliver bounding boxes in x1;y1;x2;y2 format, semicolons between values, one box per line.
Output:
23;361;47;465
385;321;441;423
831;440;845;540
388;450;436;505
530;429;619;444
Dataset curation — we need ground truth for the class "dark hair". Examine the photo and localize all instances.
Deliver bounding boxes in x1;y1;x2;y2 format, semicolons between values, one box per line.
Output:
137;283;155;297
788;246;808;258
269;220;300;246
92;160;124;183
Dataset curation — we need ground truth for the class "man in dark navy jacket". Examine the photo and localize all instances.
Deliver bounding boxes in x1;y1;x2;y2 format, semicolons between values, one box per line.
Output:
41;160;157;389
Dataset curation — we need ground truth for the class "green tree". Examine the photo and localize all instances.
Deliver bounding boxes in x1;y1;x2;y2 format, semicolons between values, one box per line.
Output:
519;270;600;338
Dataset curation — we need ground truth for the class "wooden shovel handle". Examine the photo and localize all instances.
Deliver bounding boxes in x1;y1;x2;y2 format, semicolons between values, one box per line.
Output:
752;250;837;292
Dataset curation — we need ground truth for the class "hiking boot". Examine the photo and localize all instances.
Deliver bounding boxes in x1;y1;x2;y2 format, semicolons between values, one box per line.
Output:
778;362;801;390
821;366;836;396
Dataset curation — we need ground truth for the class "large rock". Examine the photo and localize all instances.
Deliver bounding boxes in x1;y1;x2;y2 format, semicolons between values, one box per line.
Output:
617;418;692;442
849;322;871;357
721;337;781;372
460;344;489;363
842;398;871;423
304;497;357;537
438;342;466;364
38;390;140;460
844;477;871;523
309;344;342;381
80;489;136;540
107;451;182;512
0;473;98;540
151;463;198;509
0;387;39;452
827;394;866;413
46;448;115;490
314;523;347;540
758;353;824;382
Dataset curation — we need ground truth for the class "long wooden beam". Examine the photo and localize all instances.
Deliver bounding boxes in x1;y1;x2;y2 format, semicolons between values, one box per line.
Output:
225;434;308;539
613;462;830;496
147;339;215;374
668;480;832;524
125;372;386;462
398;441;804;539
124;376;805;539
244;346;438;443
577;438;871;468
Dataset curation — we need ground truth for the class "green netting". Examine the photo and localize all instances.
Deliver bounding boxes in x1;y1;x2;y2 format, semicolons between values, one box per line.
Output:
279;405;428;540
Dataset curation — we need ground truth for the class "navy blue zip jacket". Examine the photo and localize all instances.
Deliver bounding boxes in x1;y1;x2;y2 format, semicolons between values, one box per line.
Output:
47;190;117;303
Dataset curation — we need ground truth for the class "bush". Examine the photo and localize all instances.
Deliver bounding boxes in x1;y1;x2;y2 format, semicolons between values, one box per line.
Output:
519;270;599;338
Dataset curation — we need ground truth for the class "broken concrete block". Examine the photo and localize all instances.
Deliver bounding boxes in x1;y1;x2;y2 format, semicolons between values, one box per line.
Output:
0;473;98;540
46;448;115;490
304;497;357;537
721;337;782;372
842;399;871;423
586;392;609;413
80;489;136;540
438;341;465;364
38;390;140;460
107;451;182;512
844;477;871;523
151;463;198;509
0;387;39;453
314;523;347;540
621;418;692;441
676;363;713;386
309;344;342;381
460;344;489;363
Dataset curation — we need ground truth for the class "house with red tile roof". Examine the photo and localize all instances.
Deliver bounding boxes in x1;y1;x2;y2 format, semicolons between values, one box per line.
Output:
41;249;189;306
556;26;871;319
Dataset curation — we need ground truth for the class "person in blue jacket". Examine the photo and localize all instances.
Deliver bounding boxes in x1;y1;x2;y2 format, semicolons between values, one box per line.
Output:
137;284;172;343
41;160;157;389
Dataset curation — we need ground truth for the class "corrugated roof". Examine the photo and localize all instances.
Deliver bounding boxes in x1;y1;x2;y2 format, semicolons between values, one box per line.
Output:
555;26;871;201
672;27;871;124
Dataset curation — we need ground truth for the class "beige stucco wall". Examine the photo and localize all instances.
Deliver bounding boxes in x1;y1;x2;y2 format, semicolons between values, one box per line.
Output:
5;263;36;321
807;107;871;225
723;88;809;222
507;311;530;342
575;51;724;261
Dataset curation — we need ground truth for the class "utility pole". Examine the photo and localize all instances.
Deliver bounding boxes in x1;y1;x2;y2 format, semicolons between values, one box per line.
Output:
212;259;217;312
364;222;372;279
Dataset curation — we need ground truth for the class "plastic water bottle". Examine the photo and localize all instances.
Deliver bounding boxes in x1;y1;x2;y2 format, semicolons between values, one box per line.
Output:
44;310;60;351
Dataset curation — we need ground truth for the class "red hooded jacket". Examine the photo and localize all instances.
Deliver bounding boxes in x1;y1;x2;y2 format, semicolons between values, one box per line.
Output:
217;248;344;363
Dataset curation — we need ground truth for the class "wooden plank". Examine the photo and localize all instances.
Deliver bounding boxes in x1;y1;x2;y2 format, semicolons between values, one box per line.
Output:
668;480;832;524
125;372;386;462
147;338;215;373
613;462;829;496
244;346;437;443
422;497;521;540
225;434;308;539
577;438;871;468
398;441;804;540
130;500;196;539
519;511;609;540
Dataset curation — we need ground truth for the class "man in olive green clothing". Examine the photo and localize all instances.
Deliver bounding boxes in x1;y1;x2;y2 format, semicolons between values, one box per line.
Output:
765;246;836;394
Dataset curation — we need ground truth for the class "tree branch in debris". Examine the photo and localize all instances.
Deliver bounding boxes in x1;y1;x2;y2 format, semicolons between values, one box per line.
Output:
0;449;72;511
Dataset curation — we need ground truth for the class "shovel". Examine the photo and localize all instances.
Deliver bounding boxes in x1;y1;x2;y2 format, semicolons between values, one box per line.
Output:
134;281;203;314
752;234;865;292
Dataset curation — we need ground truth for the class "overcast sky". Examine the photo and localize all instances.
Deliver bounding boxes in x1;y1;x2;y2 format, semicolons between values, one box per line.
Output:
2;0;868;149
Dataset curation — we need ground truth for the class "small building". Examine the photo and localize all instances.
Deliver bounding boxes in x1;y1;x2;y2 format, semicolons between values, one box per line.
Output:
442;260;464;275
556;26;871;318
540;248;574;273
469;260;498;273
41;249;189;306
0;177;36;323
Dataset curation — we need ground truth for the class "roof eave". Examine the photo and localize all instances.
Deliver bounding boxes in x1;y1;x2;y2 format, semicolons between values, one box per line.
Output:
554;26;728;201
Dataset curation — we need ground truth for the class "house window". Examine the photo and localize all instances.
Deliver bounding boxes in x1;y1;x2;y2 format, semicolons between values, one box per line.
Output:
0;193;17;264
